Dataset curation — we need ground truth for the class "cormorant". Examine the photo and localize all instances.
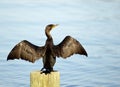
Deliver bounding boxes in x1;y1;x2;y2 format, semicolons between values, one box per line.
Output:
7;24;88;73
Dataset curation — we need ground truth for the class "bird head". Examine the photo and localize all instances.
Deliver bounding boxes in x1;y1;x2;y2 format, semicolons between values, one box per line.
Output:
45;24;59;32
45;24;58;38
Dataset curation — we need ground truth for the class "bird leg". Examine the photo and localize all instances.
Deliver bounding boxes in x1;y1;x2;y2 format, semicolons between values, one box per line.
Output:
41;67;44;71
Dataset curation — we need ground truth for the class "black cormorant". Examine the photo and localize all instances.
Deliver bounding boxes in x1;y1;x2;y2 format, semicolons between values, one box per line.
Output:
7;24;88;73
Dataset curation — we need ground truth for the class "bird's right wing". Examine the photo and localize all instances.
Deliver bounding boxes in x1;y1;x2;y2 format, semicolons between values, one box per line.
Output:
53;36;88;58
7;40;46;63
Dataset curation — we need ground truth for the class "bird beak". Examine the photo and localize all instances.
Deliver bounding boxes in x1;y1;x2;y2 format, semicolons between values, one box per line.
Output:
53;24;59;28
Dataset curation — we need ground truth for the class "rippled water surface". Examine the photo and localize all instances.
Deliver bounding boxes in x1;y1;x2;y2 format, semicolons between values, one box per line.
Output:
0;0;120;87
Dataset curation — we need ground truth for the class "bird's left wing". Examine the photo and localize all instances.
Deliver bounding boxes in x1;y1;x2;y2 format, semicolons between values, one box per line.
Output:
7;40;46;63
53;36;88;58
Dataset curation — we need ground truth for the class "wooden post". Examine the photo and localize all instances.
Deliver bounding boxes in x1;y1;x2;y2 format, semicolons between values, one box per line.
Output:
30;71;60;87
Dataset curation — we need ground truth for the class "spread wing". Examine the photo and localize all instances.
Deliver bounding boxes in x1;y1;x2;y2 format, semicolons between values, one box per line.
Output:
7;40;45;63
54;36;88;58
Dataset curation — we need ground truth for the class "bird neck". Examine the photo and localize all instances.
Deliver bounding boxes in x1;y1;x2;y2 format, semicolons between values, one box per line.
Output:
45;27;53;39
45;31;52;39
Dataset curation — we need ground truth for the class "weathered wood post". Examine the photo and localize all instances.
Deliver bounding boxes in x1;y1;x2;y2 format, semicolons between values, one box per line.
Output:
30;71;60;87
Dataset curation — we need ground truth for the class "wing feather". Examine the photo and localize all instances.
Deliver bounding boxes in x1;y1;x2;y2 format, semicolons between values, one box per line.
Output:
54;36;88;58
7;40;45;63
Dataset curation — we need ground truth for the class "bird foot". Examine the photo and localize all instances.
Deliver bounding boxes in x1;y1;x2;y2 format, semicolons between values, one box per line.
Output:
40;68;53;74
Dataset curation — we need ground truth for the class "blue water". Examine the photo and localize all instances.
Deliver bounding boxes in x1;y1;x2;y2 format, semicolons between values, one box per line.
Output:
0;0;120;87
